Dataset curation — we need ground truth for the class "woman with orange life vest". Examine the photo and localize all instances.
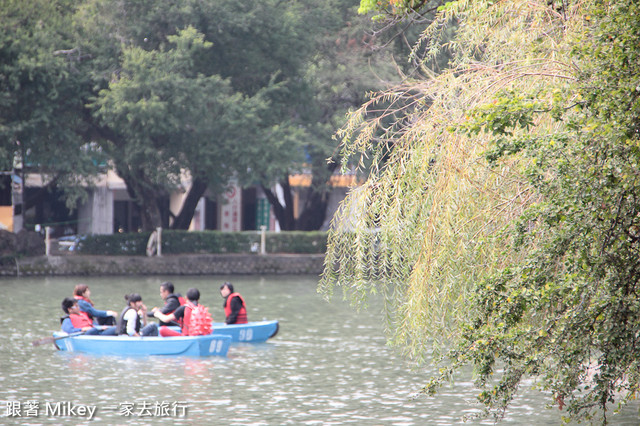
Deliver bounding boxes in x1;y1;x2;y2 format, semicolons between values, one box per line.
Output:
154;288;212;337
60;298;117;335
220;282;248;324
73;284;118;326
116;293;159;336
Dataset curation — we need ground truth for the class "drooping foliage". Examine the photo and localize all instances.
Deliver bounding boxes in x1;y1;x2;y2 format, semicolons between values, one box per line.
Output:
321;0;640;422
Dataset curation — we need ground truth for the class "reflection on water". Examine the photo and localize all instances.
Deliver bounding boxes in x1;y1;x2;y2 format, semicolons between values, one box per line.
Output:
0;275;637;425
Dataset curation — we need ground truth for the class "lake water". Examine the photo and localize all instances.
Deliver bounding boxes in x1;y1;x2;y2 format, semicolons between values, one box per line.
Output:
0;275;637;425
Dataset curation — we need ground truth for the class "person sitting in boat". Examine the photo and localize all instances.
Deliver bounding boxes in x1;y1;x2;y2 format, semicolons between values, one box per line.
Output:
220;282;248;324
73;284;118;326
116;293;159;337
154;288;212;337
60;297;117;335
146;281;185;327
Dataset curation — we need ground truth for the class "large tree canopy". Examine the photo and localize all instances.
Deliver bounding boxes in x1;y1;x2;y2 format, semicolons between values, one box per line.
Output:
90;27;267;229
321;0;640;422
77;0;313;230
0;0;102;207
4;0;405;231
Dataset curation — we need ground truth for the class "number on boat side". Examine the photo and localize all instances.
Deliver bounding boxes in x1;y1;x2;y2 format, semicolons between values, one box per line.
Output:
209;339;224;353
238;329;253;341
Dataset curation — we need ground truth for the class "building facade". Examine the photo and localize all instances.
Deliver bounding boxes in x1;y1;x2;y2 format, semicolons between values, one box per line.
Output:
2;169;355;237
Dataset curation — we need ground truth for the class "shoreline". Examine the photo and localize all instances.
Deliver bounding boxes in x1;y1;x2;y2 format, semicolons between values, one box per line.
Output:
0;253;325;277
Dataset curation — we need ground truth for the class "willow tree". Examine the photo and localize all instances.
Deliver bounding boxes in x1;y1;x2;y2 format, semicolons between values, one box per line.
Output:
321;0;640;423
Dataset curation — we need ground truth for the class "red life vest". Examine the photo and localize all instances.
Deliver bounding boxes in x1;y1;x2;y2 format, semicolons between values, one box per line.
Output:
182;302;212;336
69;312;93;329
224;293;248;324
74;295;94;321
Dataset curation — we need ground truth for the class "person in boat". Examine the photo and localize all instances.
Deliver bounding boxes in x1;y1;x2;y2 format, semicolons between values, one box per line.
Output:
147;281;185;327
116;293;159;337
219;282;248;324
154;288;212;337
60;297;117;335
73;284;118;326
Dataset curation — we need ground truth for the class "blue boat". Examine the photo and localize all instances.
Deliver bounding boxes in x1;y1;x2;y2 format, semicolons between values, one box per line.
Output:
212;320;279;343
167;320;279;343
51;332;232;357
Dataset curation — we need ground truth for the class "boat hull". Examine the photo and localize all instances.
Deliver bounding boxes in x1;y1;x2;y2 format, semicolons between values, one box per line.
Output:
211;320;279;343
52;333;231;357
167;320;279;343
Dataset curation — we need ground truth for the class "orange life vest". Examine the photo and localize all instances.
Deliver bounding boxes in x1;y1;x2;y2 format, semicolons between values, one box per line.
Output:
224;293;248;324
183;302;212;336
69;312;94;329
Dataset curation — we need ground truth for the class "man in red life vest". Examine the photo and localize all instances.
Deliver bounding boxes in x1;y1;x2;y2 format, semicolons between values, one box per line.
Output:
60;298;117;335
148;281;185;327
220;282;248;324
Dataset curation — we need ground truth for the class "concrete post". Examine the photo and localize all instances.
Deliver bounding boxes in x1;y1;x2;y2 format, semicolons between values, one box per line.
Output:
45;226;51;256
157;227;162;257
260;225;267;255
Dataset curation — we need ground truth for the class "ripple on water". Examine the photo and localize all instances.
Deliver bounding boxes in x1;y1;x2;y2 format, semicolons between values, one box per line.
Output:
2;276;639;424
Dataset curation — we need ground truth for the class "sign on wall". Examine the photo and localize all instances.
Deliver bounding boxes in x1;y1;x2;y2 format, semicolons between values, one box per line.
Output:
219;182;241;231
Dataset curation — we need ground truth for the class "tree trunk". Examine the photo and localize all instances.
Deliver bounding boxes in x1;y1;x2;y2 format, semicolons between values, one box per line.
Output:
261;176;295;230
118;167;164;232
295;188;329;230
133;184;164;232
262;158;340;231
171;177;208;230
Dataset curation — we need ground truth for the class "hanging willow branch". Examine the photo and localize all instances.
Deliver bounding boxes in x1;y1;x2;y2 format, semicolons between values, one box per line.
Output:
319;0;584;359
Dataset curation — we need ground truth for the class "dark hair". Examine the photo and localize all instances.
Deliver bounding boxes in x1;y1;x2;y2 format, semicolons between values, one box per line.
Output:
125;293;142;305
186;288;200;302
160;281;174;294
61;297;77;314
220;282;234;294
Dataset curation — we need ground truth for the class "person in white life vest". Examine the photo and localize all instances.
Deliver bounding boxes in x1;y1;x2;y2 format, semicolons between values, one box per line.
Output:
116;293;158;336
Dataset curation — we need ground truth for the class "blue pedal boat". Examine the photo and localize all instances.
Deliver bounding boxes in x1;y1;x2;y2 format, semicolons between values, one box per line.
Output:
167;320;279;343
211;320;279;343
52;332;232;357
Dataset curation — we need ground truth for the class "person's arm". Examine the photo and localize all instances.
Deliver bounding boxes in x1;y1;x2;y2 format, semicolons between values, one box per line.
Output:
148;297;180;317
153;310;176;324
61;317;92;333
226;297;242;324
78;299;117;319
61;318;80;333
139;304;148;326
